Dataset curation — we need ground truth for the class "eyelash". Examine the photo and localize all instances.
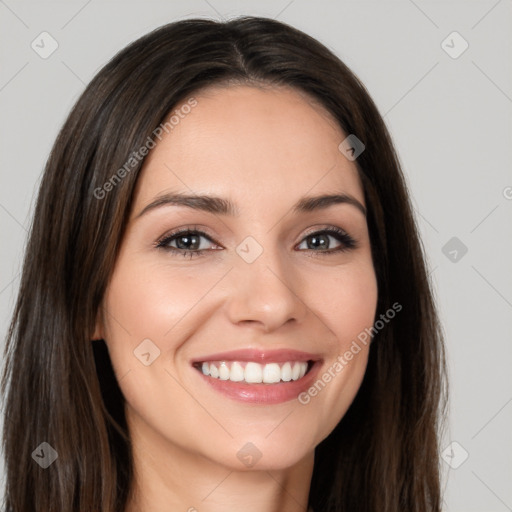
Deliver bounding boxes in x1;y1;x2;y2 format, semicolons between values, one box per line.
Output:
155;225;357;259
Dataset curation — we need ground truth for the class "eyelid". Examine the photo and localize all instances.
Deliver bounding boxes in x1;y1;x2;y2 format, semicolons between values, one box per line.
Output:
300;224;349;238
155;225;222;247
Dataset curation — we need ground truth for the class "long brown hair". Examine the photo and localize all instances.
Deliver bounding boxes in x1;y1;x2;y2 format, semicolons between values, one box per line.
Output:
1;16;448;512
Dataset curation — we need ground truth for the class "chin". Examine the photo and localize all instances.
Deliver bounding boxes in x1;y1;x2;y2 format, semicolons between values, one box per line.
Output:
201;428;318;472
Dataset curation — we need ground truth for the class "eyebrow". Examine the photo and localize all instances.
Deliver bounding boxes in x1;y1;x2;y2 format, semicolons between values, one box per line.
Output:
135;191;366;219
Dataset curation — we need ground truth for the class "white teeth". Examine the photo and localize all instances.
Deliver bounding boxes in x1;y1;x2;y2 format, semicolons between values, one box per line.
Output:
281;362;292;382
199;360;309;384
291;362;301;380
262;363;281;384
218;361;230;380
245;362;263;383
209;364;219;378
230;361;245;382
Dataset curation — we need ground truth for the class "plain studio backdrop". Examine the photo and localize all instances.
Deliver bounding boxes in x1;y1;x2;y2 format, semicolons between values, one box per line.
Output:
0;1;511;511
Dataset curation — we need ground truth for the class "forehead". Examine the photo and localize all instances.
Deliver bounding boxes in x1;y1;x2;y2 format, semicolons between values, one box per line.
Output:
133;85;364;212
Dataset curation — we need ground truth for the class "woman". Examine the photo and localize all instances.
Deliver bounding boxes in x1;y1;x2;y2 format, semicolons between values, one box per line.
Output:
1;16;448;512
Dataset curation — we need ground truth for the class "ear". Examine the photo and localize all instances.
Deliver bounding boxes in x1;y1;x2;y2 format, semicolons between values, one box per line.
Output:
91;307;105;341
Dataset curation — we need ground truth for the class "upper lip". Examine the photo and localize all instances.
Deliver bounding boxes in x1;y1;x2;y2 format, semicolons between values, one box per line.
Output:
191;348;322;364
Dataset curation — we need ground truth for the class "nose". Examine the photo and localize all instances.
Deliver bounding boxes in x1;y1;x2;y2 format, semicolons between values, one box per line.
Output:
225;245;308;333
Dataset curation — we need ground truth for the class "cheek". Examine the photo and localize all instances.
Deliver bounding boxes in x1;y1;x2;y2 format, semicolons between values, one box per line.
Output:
100;255;235;394
100;259;217;437
306;261;378;344
295;261;377;440
103;259;216;346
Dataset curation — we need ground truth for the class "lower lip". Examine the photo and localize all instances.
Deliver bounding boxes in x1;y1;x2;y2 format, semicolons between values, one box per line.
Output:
195;361;322;404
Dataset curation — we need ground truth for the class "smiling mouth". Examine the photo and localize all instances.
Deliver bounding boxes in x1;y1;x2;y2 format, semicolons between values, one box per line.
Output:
193;360;314;384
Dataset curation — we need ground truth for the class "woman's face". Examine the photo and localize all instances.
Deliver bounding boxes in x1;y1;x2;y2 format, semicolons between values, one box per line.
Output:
96;85;378;471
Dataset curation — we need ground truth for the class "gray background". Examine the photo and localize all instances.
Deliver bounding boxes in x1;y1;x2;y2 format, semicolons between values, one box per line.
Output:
1;1;511;510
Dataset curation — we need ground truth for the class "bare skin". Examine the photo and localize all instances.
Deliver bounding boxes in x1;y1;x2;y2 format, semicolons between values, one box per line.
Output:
94;84;378;512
